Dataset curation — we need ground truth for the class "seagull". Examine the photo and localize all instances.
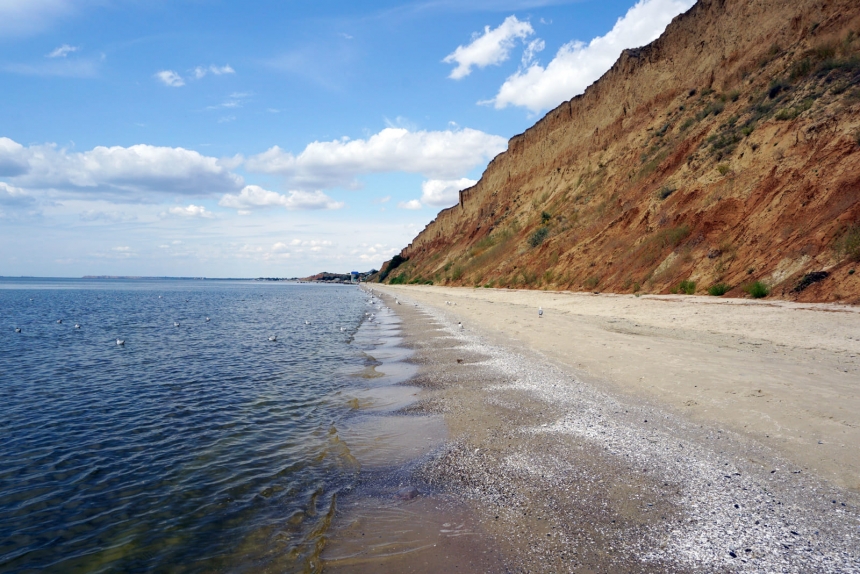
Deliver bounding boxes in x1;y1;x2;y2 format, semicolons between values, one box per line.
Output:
15;328;21;333
458;322;464;329
57;319;63;324
116;338;125;346
305;320;310;325
158;295;162;299
538;307;543;318
205;317;210;322
75;324;81;329
174;322;180;327
340;327;346;332
268;335;277;342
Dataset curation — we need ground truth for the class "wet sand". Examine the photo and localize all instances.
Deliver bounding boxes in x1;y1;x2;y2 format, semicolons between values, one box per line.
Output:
353;285;860;572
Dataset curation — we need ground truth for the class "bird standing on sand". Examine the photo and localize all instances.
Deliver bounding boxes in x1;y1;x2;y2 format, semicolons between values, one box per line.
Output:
458;322;463;330
538;307;543;318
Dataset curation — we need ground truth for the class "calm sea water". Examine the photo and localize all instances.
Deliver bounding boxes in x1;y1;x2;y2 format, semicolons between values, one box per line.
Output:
0;278;383;573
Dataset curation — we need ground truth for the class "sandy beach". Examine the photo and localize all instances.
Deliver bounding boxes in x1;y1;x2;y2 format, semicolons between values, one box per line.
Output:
353;285;860;572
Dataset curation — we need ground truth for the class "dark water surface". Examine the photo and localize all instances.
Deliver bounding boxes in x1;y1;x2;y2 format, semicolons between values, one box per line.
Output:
0;278;388;573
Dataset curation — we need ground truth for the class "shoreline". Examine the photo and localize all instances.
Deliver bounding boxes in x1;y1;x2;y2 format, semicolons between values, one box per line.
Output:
362;285;860;572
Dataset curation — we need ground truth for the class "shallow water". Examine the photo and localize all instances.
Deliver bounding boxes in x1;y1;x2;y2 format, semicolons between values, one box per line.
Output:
0;278;411;573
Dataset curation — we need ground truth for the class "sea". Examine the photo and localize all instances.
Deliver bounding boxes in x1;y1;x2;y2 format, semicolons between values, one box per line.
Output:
0;278;426;573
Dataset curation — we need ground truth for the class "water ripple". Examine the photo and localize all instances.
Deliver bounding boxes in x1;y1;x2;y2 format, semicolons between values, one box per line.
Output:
0;279;368;572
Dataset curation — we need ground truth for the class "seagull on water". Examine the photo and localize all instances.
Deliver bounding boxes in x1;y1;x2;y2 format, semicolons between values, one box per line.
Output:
538;307;543;318
340;327;346;332
15;327;21;333
116;338;125;346
57;319;63;324
268;335;277;342
75;324;81;329
305;320;310;325
174;322;180;327
205;317;210;322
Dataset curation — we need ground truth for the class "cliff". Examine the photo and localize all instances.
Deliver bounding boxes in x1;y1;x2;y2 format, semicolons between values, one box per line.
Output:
384;0;860;302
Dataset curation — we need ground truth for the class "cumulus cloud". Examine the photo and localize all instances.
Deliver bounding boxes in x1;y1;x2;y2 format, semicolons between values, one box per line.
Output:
0;181;34;205
218;185;343;211
193;64;235;79
420;178;477;207
0;137;242;199
397;199;422;210
166;204;213;218
0;138;29;176
487;0;694;113
245;127;506;190
155;70;184;87
443;15;534;80
46;44;79;58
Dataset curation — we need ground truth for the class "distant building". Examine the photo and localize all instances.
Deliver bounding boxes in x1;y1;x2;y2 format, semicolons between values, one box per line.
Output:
350;271;360;282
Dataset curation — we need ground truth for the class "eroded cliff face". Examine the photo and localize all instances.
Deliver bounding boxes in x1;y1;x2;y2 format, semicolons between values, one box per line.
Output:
384;0;860;302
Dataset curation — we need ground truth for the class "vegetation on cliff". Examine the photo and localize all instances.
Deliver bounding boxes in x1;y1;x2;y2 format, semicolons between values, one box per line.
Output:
382;0;860;303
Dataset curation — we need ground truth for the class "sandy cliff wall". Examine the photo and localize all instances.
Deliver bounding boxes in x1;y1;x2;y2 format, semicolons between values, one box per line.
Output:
386;0;860;302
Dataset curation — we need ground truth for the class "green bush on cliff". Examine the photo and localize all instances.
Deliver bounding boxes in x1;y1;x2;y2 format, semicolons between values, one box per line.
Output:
743;280;769;298
528;226;549;248
379;254;408;282
678;280;696;294
834;224;860;262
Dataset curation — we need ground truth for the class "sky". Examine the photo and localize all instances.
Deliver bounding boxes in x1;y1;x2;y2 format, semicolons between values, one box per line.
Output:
0;0;694;278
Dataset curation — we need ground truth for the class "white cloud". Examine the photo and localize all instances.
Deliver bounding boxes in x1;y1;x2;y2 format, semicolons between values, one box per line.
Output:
218;185;344;211
193;64;236;79
487;0;695;112
210;64;234;75
397;199;422;210
373;195;391;204
166;204;213;218
155;70;185;87
0;137;242;199
245;127;506;190
521;38;544;67
46;44;79;58
420;177;477;207
0;181;33;205
443;15;534;80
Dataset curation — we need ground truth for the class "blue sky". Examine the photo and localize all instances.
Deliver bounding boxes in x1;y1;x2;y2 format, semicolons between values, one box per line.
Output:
0;0;693;277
